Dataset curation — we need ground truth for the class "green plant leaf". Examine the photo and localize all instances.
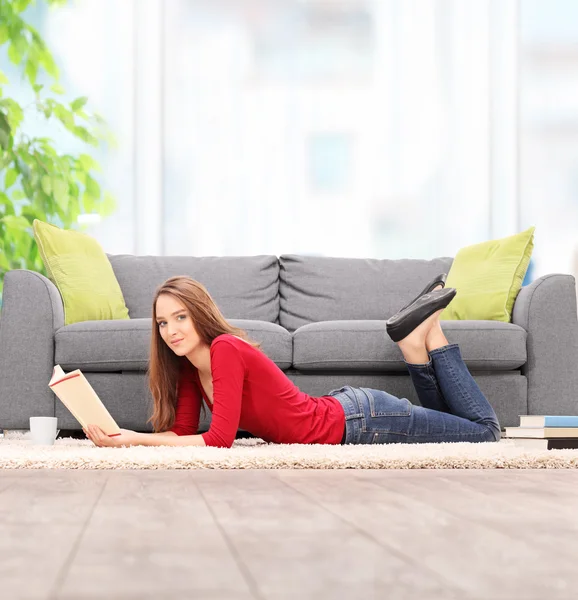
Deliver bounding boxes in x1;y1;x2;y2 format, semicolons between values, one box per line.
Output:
74;170;85;186
68;179;79;198
21;204;43;221
52;177;69;211
70;96;88;112
39;48;58;78
58;156;71;176
50;83;65;95
0;215;31;231
25;58;38;84
0;252;10;270
12;189;26;201
73;125;98;146
8;42;22;65
0;71;8;85
81;190;92;210
0;112;11;150
14;33;28;57
4;168;18;189
1;99;24;130
15;150;32;178
0;191;15;213
0;24;9;46
84;173;101;199
78;153;96;171
15;0;33;12
53;103;74;128
40;174;52;195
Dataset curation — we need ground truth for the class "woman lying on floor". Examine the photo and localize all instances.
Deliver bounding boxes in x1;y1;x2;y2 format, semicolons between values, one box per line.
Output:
83;275;501;448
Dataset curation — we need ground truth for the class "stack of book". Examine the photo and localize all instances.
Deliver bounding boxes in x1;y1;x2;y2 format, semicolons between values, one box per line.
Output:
504;415;578;449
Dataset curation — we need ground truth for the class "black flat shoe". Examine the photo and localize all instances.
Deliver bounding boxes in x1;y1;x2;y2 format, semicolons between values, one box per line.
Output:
398;273;447;314
386;288;457;343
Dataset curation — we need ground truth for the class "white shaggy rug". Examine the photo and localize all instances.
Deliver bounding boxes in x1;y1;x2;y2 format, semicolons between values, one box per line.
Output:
1;432;578;469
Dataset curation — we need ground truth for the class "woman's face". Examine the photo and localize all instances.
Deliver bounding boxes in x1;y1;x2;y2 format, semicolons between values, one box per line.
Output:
155;294;203;356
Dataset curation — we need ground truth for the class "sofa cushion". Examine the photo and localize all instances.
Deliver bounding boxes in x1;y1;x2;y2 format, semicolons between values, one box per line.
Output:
279;255;454;331
55;319;293;371
441;226;535;323
33;219;130;325
107;255;280;322
292;320;527;371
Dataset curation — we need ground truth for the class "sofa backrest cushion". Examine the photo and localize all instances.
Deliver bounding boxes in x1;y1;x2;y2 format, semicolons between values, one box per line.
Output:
279;254;454;331
107;255;280;322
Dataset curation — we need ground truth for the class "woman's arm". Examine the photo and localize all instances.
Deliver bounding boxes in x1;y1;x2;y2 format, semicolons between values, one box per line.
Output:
202;340;245;448
83;426;206;448
136;432;207;447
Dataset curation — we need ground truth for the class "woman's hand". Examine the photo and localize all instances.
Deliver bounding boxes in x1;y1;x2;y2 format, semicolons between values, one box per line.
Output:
83;424;142;448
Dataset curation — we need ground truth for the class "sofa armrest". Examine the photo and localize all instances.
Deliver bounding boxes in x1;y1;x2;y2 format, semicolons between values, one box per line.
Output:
512;274;578;416
0;270;64;429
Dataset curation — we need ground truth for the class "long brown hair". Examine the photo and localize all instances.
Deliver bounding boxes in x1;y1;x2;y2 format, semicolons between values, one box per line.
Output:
147;276;261;433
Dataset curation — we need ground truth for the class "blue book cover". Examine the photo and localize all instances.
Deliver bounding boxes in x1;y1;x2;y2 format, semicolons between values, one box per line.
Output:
520;415;578;427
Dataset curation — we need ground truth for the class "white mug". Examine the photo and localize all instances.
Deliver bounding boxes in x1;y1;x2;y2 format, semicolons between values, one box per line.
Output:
29;417;59;445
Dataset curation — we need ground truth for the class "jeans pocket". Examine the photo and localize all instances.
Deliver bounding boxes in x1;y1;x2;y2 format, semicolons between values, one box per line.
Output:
361;388;412;417
359;388;412;438
328;385;350;396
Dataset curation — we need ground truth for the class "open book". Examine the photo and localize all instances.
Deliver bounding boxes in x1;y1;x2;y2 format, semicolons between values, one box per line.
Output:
48;365;121;437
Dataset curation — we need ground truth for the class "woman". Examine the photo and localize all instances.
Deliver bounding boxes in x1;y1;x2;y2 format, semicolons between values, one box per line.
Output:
84;275;501;448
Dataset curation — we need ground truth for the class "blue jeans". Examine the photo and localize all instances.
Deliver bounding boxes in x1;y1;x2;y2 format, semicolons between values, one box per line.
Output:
330;344;501;444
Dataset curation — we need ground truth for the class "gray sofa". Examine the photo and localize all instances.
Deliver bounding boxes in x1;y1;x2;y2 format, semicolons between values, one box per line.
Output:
1;254;578;434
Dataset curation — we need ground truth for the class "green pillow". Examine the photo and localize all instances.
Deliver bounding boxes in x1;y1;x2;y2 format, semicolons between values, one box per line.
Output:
33;219;130;325
441;226;535;322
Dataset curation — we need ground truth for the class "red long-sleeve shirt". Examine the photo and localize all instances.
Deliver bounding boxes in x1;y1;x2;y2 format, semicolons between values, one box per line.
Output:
169;334;345;447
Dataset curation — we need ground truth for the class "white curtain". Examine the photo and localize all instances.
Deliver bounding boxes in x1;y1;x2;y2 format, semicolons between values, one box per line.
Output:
43;0;520;262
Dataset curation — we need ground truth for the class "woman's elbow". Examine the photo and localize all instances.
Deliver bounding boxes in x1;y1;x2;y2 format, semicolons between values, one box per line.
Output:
204;434;235;448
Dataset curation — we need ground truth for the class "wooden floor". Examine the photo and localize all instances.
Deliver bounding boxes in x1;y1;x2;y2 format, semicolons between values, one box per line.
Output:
1;469;577;600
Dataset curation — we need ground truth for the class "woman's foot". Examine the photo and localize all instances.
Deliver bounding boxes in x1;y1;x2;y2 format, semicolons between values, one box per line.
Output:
386;288;456;342
423;284;450;352
397;308;445;363
425;318;449;353
396;284;452;362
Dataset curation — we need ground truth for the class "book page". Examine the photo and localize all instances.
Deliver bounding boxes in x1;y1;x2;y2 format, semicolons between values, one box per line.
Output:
50;365;65;385
49;365;121;436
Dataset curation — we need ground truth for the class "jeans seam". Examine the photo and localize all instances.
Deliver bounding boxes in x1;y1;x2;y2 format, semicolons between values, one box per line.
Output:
352;387;367;434
434;347;500;439
404;359;432;368
362;387;411;418
425;363;444;401
438;346;478;417
428;343;460;357
408;358;448;411
372;430;495;438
